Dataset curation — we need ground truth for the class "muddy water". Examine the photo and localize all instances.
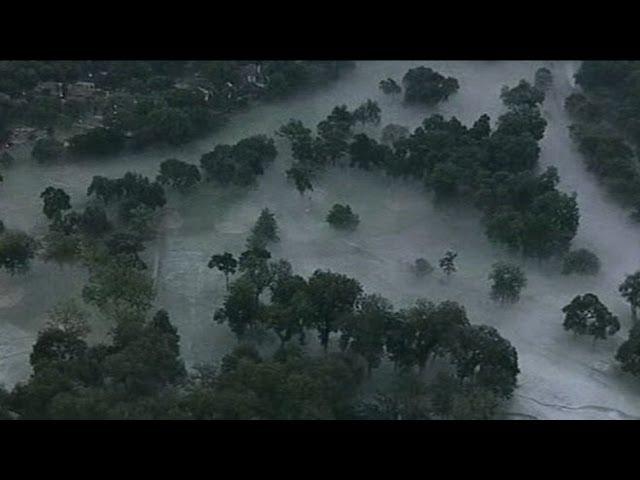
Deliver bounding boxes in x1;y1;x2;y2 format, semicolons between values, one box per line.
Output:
2;61;640;419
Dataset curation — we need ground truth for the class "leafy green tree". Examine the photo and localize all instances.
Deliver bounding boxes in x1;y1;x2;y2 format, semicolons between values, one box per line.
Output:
199;145;236;185
449;324;520;399
620;271;640;322
488;262;527;303
40;186;71;221
349;134;394;171
238;247;273;297
207;252;237;289
305;270;363;353
286;165;314;196
316;105;354;163
214;275;263;339
412;258;433;277
156;158;201;190
616;323;640;377
87;176;123;204
562;248;601;275
500;80;545;108
402;66;459;105
339;294;394;375
439;250;458;276
82;257;155;317
379;78;401;94
494;105;547;141
562;293;621;344
68;127;125;156
79;205;112;237
381;123;409;146
534;67;553;92
352;99;381;126
0;229;38;275
326;204;359;230
246;208;279;250
399;300;470;373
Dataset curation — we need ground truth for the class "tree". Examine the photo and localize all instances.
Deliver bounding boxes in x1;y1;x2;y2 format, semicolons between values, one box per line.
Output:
402;66;459;105
620;271;640;322
326;204;360;230
40;186;71;221
339;294;394;375
396;300;470;373
379;78;401;95
488;262;527;303
156;158;201;190
381;124;409;146
412;258;433;277
616;323;640;377
45;299;91;339
0;230;38;275
534;67;553;92
562;293;621;344
562;248;601;275
237;247;273;297
352;99;381;126
79;205;112;237
87;176;123;204
82;258;155;316
214;275;263;339
199;145;236;185
500;80;545;108
449;324;520;399
208;252;237;289
305;270;363;353
246;208;279;250
285;165;313;196
494;105;547;141
68;127;125;156
439;250;458;276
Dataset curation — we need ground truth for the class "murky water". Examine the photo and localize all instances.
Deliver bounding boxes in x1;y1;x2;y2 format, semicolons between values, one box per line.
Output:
2;61;640;419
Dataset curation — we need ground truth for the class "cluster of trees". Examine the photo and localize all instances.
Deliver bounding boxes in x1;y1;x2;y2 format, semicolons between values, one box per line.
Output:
157;158;201;191
567;61;640;219
278;78;578;259
200;135;277;187
277;100;383;196
562;293;620;345
402;66;459;105
0;228;38;275
209;251;520;418
0;61;354;159
38;171;167;266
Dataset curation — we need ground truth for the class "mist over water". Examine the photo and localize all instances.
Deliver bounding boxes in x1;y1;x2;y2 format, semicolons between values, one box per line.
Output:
2;61;640;419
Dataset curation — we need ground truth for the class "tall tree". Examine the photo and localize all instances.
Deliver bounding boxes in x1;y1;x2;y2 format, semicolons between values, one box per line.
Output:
208;252;237;290
562;293;621;344
40;186;71;221
488;262;527;303
620;272;640;322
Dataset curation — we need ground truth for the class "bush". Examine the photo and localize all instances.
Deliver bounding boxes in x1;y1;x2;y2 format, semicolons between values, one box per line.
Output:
561;248;601;275
326;204;360;230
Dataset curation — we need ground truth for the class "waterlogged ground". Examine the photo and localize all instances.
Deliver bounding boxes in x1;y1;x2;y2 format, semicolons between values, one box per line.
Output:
2;61;640;419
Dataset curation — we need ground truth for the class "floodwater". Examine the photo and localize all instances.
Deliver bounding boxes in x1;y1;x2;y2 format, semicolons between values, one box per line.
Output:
2;61;640;419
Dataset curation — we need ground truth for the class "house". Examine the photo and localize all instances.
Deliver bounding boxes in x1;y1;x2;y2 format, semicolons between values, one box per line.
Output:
35;81;64;98
239;63;267;89
66;81;98;100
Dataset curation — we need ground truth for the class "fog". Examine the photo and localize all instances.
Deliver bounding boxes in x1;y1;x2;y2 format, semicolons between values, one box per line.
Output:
2;61;640;419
